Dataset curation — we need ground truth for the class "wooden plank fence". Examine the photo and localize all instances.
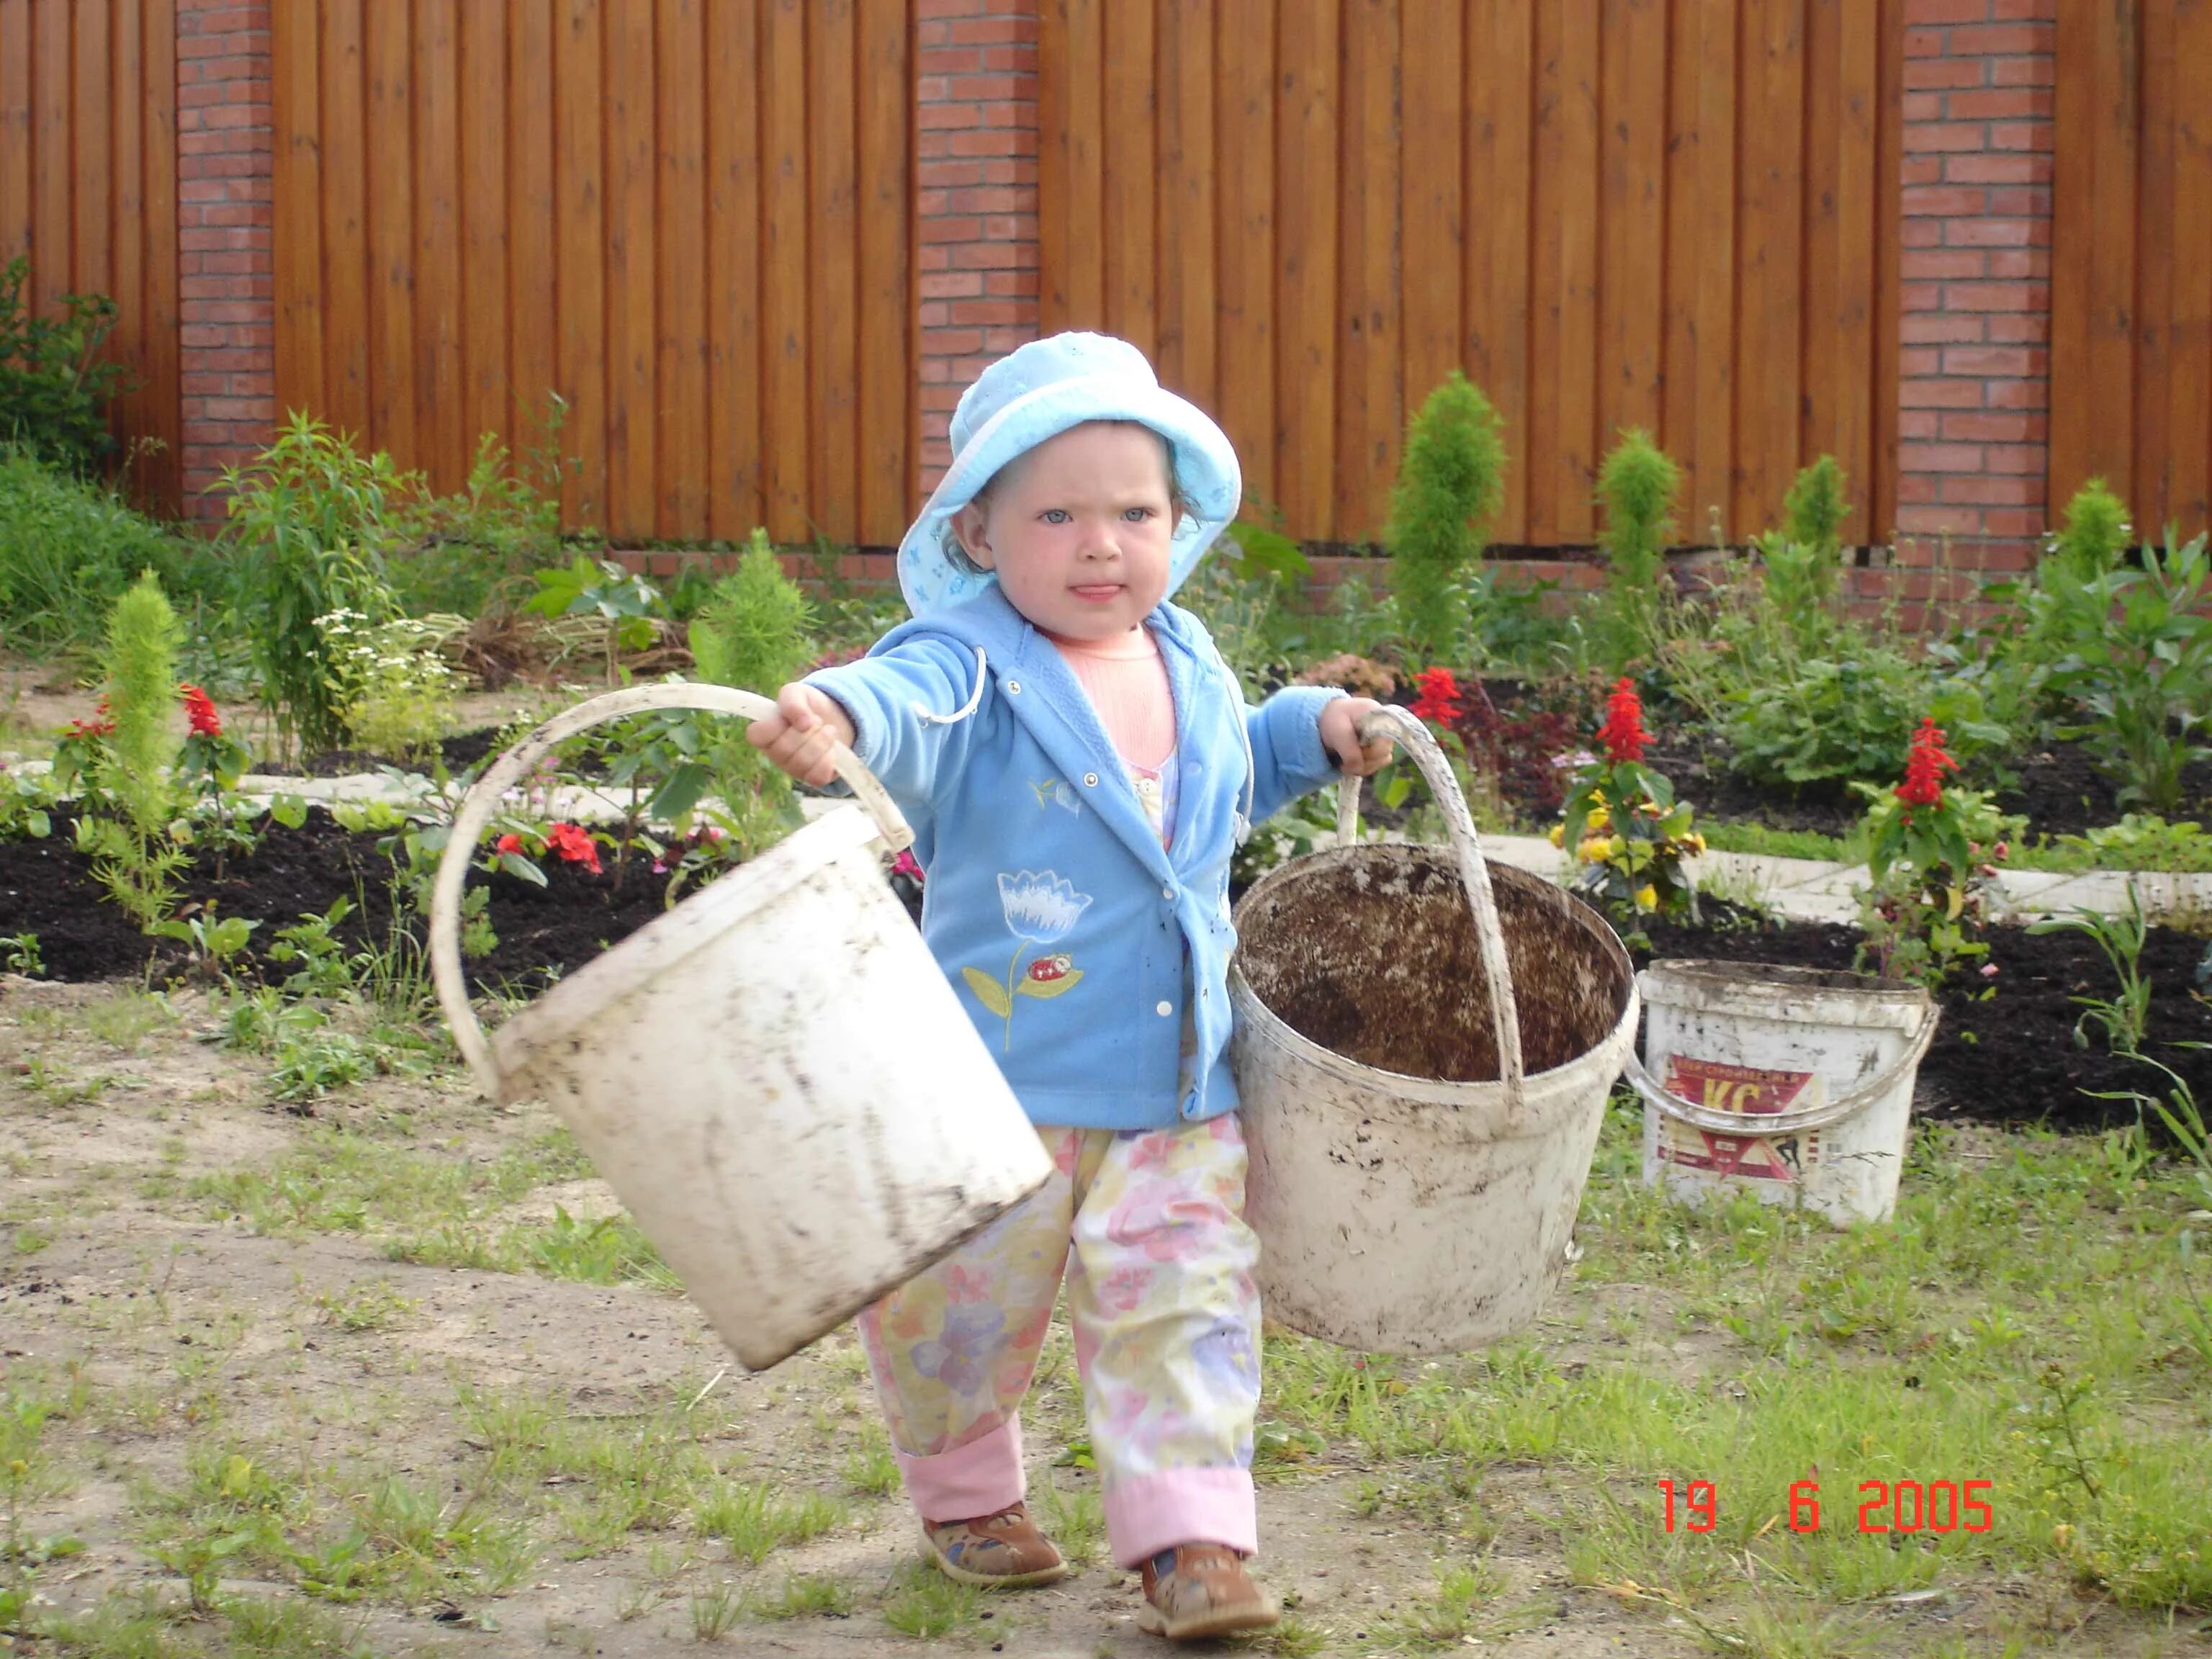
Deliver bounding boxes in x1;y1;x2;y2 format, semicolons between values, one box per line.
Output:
2050;0;2212;541
0;0;179;508
1040;0;1905;550
271;0;914;547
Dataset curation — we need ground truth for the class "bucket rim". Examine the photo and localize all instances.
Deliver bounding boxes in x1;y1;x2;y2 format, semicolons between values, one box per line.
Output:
1228;849;1638;1112
491;803;888;1088
1638;958;1932;1031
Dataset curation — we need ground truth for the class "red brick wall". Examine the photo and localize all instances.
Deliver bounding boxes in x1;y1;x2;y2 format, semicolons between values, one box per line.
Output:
1892;0;2056;590
174;0;274;521
914;0;1040;495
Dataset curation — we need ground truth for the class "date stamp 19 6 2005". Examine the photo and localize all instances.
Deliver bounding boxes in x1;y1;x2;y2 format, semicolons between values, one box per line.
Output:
1658;1479;1996;1535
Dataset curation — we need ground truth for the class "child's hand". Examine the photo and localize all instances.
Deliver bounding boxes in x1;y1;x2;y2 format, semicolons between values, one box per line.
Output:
746;682;858;787
1321;696;1396;777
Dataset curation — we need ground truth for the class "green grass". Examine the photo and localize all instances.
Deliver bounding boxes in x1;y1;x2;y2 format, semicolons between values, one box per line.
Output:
0;446;231;658
880;1560;989;1639
690;1478;845;1564
1249;1098;2212;1625
1696;813;2212;875
1697;820;1869;864
180;1125;674;1290
743;1572;855;1620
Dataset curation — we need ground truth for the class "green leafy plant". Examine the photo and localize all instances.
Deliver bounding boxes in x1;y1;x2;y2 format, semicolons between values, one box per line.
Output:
153;904;260;984
1857;719;2019;986
0;256;133;474
0;933;40;975
390;397;571;613
1593;428;1680;670
1724;652;2009;791
1784;454;1852;567
2049;476;2131;581
1387;370;1508;664
2035;529;2212;811
2030;888;2152;1054
217;413;407;757
0;448;222;655
687;529;818;853
1557;678;1703;942
319;608;462;761
68;575;189;931
0;765;55;842
523;554;667;686
266;900;361;999
1179;516;1310;696
2049;814;2212;874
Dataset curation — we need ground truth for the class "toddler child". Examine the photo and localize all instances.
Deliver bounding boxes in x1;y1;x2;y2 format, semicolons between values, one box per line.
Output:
749;332;1392;1641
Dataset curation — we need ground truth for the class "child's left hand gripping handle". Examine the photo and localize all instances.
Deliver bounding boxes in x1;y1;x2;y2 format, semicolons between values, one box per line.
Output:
428;683;911;1102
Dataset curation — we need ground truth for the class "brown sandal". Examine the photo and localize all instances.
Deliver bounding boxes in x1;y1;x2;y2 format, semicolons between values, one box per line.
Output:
919;1501;1072;1588
1137;1542;1280;1641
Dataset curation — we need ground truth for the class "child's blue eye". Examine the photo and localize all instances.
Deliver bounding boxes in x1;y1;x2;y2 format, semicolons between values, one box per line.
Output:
1123;506;1154;522
1041;508;1071;524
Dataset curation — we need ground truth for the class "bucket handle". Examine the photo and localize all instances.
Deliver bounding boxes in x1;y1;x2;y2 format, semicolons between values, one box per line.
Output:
428;683;912;1102
1618;1002;1941;1137
1335;705;1524;1104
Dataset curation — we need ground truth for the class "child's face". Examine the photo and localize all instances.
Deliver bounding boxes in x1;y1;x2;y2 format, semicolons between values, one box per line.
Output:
952;421;1177;641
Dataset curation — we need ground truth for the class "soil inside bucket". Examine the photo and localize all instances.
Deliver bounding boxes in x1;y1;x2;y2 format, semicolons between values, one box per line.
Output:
1234;845;1631;1083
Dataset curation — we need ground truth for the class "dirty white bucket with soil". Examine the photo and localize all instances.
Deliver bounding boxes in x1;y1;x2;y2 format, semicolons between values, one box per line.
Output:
1228;709;1640;1356
430;685;1052;1371
1624;960;1938;1227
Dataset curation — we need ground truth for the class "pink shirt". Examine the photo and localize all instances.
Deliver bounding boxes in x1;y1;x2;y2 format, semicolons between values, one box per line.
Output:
1050;625;1179;844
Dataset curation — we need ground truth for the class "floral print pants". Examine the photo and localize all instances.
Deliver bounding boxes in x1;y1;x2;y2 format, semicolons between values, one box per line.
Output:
856;1114;1262;1568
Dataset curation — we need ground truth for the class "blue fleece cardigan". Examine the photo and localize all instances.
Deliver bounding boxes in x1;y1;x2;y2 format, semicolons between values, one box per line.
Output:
806;584;1346;1131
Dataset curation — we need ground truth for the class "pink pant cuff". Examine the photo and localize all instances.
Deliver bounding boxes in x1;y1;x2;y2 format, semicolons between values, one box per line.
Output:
896;1419;1026;1524
1104;1468;1258;1568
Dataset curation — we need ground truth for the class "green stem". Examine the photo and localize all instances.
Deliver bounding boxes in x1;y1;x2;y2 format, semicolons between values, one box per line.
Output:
1002;940;1028;1053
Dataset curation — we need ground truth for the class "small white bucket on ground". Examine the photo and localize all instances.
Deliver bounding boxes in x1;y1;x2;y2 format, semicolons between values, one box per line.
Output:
1229;710;1640;1356
1623;960;1938;1228
429;685;1052;1371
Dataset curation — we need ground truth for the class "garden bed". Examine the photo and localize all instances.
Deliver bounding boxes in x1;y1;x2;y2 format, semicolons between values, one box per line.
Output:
0;806;675;994
5;806;2201;1136
1456;677;2212;840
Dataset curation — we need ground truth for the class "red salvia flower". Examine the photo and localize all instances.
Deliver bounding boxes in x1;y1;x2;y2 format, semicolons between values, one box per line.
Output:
891;850;925;883
179;683;222;738
1894;716;1959;809
1595;677;1650;763
543;822;603;875
494;833;523;855
1408;666;1464;726
67;698;115;740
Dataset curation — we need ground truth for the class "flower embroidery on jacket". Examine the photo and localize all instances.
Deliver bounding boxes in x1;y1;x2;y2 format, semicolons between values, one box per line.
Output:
962;870;1092;1049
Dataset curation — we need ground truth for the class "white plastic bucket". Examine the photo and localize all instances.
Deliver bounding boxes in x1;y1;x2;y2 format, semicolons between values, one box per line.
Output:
1228;709;1640;1355
1624;960;1938;1227
429;685;1052;1370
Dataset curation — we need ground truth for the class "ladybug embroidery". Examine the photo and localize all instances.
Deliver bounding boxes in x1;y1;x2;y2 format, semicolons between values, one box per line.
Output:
1028;953;1074;983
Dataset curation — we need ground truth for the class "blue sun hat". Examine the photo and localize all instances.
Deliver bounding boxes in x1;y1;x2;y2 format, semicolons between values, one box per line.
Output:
897;331;1244;619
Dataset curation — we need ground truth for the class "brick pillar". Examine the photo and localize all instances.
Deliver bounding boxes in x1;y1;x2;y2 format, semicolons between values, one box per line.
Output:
1893;0;2056;597
914;0;1040;495
174;0;275;521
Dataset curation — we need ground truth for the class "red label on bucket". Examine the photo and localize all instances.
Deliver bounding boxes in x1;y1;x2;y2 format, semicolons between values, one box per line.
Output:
1657;1058;1821;1181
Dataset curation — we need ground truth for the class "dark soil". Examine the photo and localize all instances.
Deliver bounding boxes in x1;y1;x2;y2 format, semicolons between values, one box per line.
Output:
8;810;2206;1135
1632;906;2212;1133
271;727;508;778
0;807;685;996
1629;726;2212;842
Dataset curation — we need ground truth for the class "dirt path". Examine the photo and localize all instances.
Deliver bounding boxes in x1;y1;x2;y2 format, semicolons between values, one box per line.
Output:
1;981;2188;1658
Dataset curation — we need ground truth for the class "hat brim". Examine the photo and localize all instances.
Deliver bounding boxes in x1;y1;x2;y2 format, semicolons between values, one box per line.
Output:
897;375;1244;619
